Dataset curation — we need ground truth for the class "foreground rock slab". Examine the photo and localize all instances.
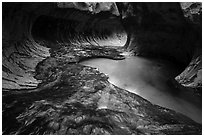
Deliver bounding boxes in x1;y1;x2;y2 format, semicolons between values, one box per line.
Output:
2;44;201;135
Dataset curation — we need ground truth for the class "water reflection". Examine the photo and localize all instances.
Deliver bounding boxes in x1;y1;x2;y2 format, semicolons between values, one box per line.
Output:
81;56;202;123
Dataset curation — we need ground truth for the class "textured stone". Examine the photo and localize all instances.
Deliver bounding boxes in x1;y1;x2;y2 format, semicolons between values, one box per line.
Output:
2;2;202;135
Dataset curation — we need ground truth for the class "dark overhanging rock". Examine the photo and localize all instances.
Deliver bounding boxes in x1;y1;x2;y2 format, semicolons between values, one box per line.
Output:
176;2;202;93
117;2;201;68
2;2;202;135
31;11;126;48
2;2;126;89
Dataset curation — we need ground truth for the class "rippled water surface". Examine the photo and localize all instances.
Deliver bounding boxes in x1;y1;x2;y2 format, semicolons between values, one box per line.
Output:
81;56;202;123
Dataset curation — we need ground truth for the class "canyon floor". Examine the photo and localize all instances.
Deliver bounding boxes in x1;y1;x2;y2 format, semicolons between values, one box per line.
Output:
2;44;201;135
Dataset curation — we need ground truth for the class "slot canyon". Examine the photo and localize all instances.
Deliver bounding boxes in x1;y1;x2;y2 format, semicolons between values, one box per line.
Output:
2;2;202;135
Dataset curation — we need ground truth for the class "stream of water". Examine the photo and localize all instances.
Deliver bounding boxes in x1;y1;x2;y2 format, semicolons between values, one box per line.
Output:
80;56;202;124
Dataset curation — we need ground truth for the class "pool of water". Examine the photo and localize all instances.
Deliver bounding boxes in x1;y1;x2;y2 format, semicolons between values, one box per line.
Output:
80;56;202;124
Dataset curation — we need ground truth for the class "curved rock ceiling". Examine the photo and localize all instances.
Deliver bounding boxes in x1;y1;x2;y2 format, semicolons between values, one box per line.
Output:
2;2;202;135
2;2;127;90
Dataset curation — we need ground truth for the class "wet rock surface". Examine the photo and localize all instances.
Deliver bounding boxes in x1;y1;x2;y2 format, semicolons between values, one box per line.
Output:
119;2;202;97
2;2;202;135
3;44;201;135
2;2;126;90
176;48;202;96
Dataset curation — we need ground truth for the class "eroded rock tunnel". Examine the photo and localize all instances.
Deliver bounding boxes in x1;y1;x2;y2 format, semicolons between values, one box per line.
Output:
2;2;202;135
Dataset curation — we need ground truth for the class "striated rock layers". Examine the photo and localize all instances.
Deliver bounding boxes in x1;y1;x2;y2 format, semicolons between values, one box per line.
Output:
2;2;127;90
2;2;202;135
176;2;202;92
118;2;202;94
3;44;201;135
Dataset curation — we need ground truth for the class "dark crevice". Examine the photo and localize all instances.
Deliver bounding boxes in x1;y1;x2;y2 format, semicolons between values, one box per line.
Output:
2;2;202;135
